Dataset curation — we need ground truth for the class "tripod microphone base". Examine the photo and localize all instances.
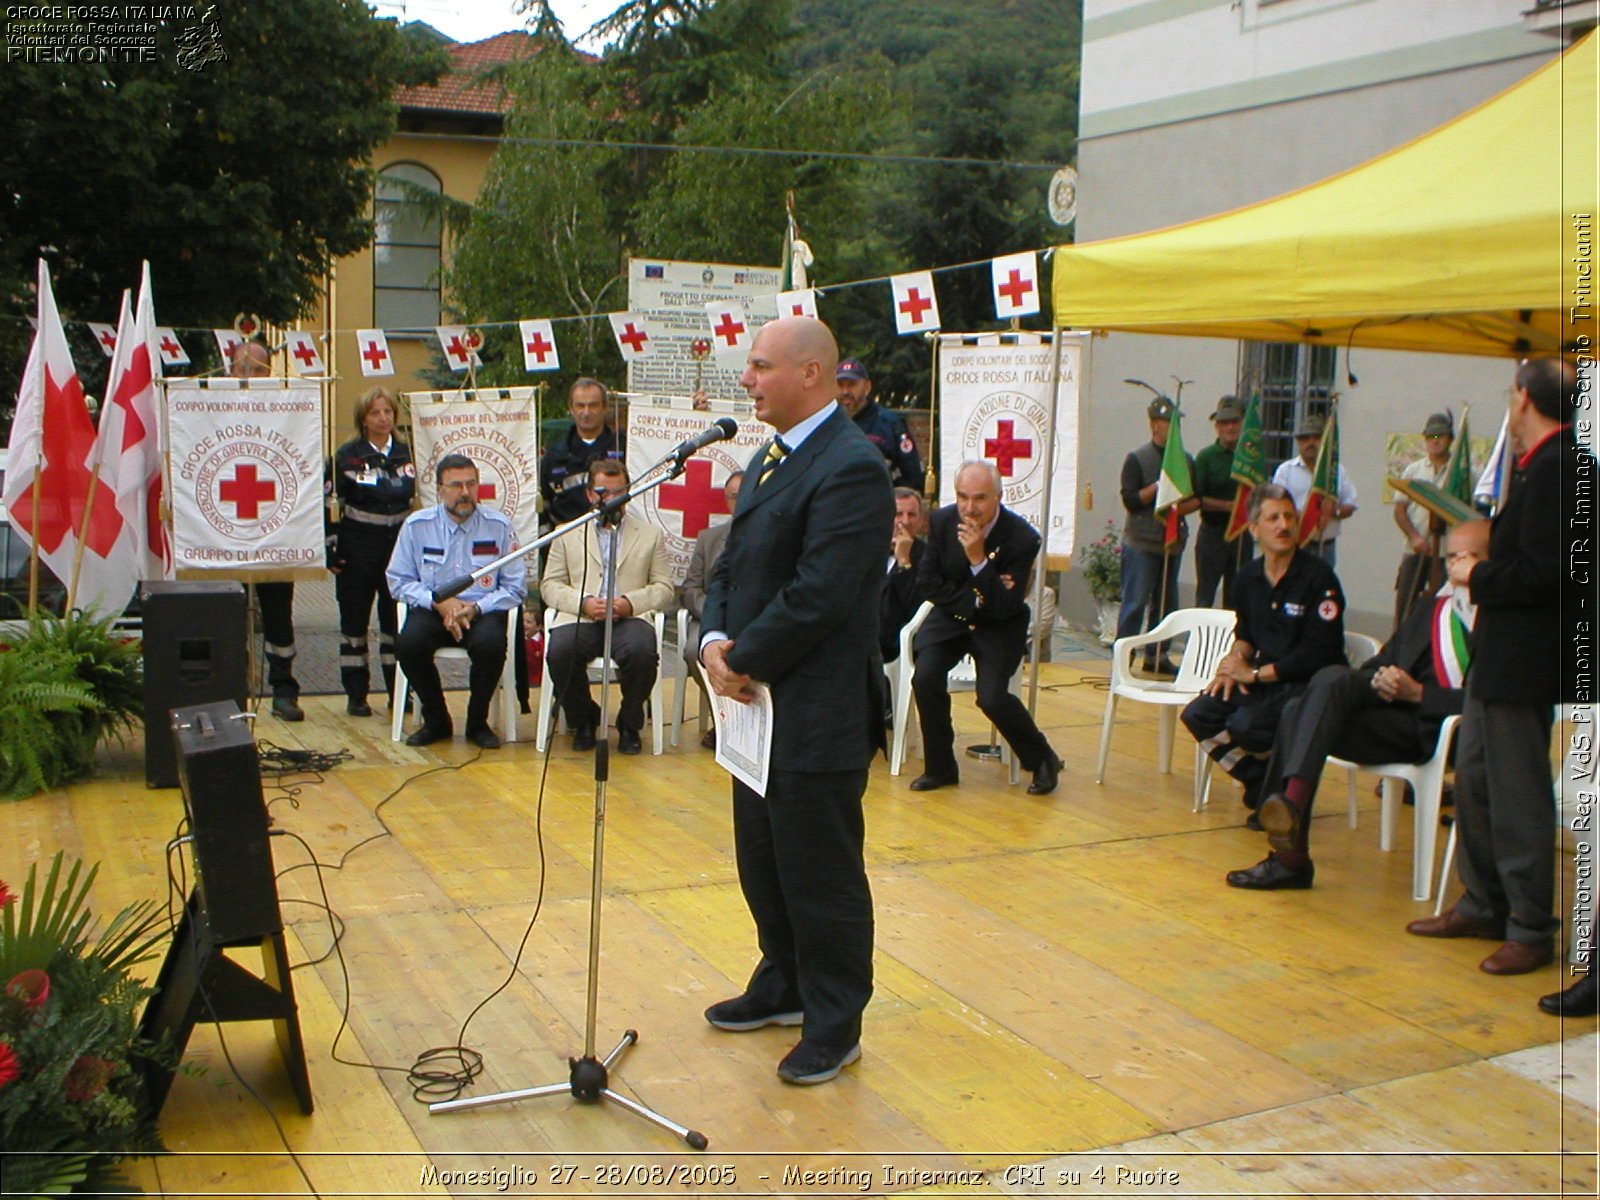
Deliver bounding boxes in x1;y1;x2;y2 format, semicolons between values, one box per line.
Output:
429;1029;709;1150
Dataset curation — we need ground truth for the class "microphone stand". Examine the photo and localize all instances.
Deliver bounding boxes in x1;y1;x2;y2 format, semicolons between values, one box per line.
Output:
428;445;712;1150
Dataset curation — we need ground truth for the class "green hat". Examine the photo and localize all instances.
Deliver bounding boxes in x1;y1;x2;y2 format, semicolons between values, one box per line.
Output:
1422;412;1453;437
1294;413;1326;438
1147;395;1175;421
1210;395;1245;421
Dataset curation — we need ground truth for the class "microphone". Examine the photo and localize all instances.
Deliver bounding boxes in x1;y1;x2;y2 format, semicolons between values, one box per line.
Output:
670;417;738;462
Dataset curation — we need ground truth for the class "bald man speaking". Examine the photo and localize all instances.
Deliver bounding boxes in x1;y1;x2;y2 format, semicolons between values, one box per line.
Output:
700;316;894;1085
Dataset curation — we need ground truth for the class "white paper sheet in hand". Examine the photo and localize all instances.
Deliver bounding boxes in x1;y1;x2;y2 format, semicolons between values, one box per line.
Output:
712;681;773;797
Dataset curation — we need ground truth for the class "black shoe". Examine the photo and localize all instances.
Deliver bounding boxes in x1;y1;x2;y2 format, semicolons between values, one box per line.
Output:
910;769;959;792
1244;810;1263;831
1257;792;1303;854
272;696;305;722
617;727;642;755
405;721;453;747
1539;972;1599;1017
1027;753;1064;796
572;724;597;752
465;726;501;750
704;994;804;1032
346;698;373;717
777;1039;861;1086
1226;855;1314;890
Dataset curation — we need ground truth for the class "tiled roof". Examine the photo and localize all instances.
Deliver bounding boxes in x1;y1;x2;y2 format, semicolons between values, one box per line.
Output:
396;31;536;117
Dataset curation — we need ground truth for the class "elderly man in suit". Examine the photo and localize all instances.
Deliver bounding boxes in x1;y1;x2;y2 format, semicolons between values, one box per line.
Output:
880;486;929;663
542;457;674;755
909;460;1063;796
679;470;743;749
700;315;893;1086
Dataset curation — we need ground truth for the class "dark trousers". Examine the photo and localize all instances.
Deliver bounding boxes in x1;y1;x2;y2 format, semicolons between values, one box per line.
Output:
733;768;873;1051
1194;524;1251;609
335;523;399;702
1451;690;1559;944
1181;683;1303;803
255;581;298;699
1116;545;1180;641
395;606;508;730
1260;665;1434;851
545;617;658;734
912;630;1053;775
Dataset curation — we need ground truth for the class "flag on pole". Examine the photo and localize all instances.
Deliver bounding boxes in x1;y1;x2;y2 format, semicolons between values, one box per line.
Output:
703;299;751;367
1475;412;1512;512
1298;410;1341;547
436;325;476;372
1225;394;1266;541
773;288;817;320
356;329;393;377
88;322;118;358
1154;404;1194;549
609;312;654;362
3;260;125;610
781;192;811;292
1443;407;1474;506
212;328;243;363
890;270;940;335
284;331;324;375
518;319;560;372
990;251;1041;319
153;327;189;368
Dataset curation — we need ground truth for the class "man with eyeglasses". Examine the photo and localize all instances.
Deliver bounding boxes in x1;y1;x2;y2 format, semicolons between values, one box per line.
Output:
1392;412;1455;631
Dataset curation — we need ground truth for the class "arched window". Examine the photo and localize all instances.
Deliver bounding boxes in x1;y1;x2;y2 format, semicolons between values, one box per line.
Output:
373;163;441;330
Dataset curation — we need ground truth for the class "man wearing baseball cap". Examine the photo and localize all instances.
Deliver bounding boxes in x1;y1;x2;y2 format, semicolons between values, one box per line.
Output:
836;358;924;489
1192;395;1251;609
1392;412;1454;631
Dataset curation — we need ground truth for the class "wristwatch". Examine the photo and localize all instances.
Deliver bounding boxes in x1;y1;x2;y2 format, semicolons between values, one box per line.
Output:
1251;667;1261;684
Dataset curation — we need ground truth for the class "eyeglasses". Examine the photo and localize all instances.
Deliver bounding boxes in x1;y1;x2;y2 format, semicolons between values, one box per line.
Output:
1445;550;1479;562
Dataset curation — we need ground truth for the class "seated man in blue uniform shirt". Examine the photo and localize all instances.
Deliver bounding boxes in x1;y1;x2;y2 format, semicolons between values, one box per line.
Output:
386;454;527;749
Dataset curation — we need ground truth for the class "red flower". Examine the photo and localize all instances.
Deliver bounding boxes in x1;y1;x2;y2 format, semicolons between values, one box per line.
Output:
0;1040;17;1090
64;1055;116;1102
7;969;50;1011
0;879;12;907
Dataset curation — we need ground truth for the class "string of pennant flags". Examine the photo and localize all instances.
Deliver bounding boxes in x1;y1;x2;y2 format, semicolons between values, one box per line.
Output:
60;248;1052;377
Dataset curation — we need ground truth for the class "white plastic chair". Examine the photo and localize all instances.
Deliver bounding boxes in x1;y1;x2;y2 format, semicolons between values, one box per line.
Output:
1096;607;1237;810
390;602;519;743
1344;631;1383;667
535;607;666;755
671;608;706;748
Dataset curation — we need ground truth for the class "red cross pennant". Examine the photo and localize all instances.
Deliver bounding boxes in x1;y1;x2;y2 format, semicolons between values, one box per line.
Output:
95;326;117;353
362;340;388;370
159;333;183;359
617;322;649;354
218;463;277;520
898;288;932;324
984;419;1034;477
525;329;553;363
25;368;125;556
443;335;470;365
658;458;730;538
291;339;317;368
998;269;1034;309
711;311;746;347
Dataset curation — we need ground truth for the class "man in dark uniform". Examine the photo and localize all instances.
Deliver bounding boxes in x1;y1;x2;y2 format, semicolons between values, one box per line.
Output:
1409;357;1594;981
538;377;625;529
880;487;928;663
1192;394;1251;608
1226;518;1487;890
909;460;1063;796
836;358;923;489
1181;483;1347;820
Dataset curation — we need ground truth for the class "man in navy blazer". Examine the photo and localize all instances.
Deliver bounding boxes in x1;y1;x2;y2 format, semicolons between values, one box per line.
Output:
910;460;1063;795
700;316;894;1085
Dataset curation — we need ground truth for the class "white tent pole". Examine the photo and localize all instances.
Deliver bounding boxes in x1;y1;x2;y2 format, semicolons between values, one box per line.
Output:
1028;327;1067;719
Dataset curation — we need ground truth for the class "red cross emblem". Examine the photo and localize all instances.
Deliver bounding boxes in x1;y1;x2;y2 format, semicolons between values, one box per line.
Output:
109;343;152;452
478;482;497;501
218;463;277;519
96;327;117;353
898;288;932;324
984;419;1034;477
525;329;553;363
23;368;125;556
659;459;730;538
444;335;470;365
618;322;649;354
711;311;745;347
361;340;388;370
788;302;808;316
291;339;317;368
998;268;1034;308
159;334;183;359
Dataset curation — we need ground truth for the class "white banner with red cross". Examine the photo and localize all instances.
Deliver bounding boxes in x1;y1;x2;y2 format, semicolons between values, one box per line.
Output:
166;378;326;572
407;389;540;549
625;401;768;583
935;332;1087;559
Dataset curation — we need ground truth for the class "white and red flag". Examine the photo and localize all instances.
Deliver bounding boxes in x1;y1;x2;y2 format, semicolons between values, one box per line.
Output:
703;300;751;367
518;319;560;372
88;322;118;358
890;271;940;335
154;327;189;368
609;312;655;362
356;328;394;377
212;328;244;363
773;288;818;320
436;325;477;373
3;260;128;614
284;331;324;375
990;251;1041;319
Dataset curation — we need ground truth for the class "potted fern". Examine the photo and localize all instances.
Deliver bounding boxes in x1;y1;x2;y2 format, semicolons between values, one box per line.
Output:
1077;522;1123;644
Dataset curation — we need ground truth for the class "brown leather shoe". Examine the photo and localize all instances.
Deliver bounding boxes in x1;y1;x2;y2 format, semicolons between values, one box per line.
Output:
1405;907;1505;940
1480;940;1554;976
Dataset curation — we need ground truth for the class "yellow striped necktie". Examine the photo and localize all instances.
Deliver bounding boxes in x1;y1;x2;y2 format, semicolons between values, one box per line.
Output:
756;437;790;487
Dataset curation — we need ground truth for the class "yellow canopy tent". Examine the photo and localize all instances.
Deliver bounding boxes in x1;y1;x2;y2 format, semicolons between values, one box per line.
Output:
1050;32;1598;358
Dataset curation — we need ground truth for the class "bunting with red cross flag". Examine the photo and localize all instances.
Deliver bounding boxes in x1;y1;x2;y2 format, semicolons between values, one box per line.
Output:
154;327;189;368
284;332;324;376
990;251;1041;320
609;311;655;362
773;288;817;320
436;325;479;373
212;328;244;364
88;322;118;358
518;319;560;372
356;328;394;377
890;271;940;335
703;299;751;368
4;260;127;611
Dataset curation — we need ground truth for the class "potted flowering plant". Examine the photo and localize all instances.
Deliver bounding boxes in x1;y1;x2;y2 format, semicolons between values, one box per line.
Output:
1077;522;1123;643
0;853;168;1196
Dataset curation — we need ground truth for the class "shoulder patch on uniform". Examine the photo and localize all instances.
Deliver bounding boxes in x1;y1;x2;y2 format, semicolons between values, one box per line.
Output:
900;433;915;454
1317;597;1340;621
401;463;415;477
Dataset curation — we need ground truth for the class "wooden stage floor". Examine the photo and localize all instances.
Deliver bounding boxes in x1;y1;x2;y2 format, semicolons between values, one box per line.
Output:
4;659;1596;1198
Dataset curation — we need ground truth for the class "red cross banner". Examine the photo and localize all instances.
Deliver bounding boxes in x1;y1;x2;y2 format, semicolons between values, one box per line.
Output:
435;325;478;373
211;328;243;364
990;251;1041;320
935;331;1088;557
702;299;751;368
88;322;119;358
356;328;394;377
627;259;782;403
609;311;656;362
625;401;768;582
518;318;560;372
408;389;541;549
155;327;190;368
890;271;941;335
284;332;324;376
773;288;818;320
165;376;325;574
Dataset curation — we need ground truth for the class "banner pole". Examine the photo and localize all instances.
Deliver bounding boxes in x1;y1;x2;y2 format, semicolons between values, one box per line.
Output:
1029;328;1067;719
65;468;103;613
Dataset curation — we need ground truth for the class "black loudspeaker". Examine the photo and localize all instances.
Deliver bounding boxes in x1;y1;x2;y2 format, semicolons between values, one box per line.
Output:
172;700;280;944
141;580;248;788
